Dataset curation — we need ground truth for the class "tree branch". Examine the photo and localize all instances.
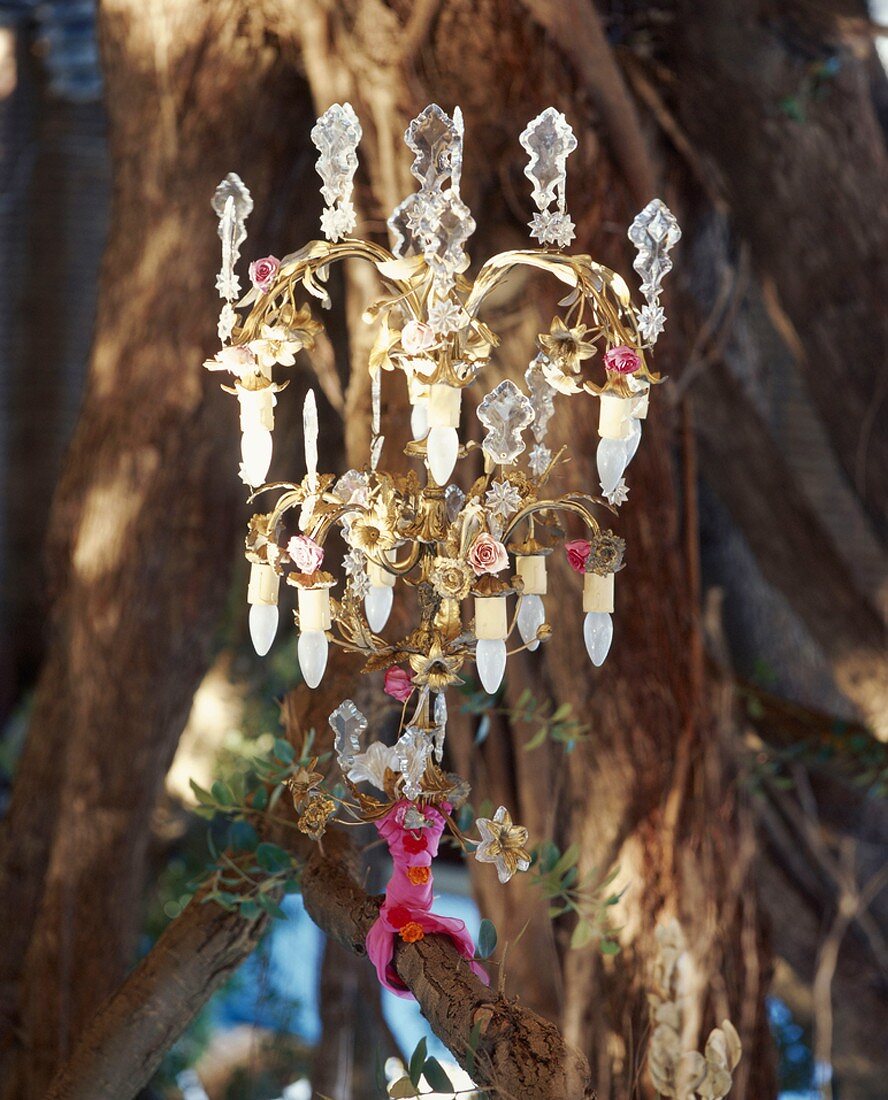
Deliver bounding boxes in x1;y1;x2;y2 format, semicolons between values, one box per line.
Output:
302;831;596;1100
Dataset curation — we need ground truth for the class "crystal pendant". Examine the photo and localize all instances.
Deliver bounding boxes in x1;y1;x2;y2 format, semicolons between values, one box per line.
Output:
583;611;613;667
517;594;546;651
476;638;507;694
298;629;328;688
426;426;458;484
596;437;629;495
241;426;273;486
365;584;394;633
248;603;278;657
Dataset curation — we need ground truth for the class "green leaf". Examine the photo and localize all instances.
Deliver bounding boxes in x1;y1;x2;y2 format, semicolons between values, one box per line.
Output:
552;842;580;877
600;939;621;956
408;1037;427;1087
422;1057;453;1093
477;918;498;960
274;738;295;763
211;780;233;807
388;1078;419;1099
256;842;291;873
251;785;269;811
523;724;549;752
189;779;213;805
228;819;259;852
570;919;595;951
239;899;261;920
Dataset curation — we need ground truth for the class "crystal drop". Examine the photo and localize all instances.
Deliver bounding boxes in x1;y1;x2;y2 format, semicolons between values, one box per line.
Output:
364;584;394;633
411;397;429;440
477;379;535;465
248;603;278;657
298;629;328;689
241;426;273;486
517;594;546;651
596;437;629;496
426;426;458;484
583;611;613;667
329;699;368;770
303;390;318;491
476;638;507;695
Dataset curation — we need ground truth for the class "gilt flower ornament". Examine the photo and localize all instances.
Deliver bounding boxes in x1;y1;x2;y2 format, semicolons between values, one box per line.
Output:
203;103;680;999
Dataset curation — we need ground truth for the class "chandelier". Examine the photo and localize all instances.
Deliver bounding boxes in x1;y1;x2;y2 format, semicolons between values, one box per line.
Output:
204;103;679;990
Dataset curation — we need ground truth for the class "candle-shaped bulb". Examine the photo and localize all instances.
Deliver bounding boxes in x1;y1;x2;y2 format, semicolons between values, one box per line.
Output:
248;603;278;656
365;584;394;633
298;630;328;688
517;594;546;651
476;638;507;694
583;611;613;666
241;426;273;486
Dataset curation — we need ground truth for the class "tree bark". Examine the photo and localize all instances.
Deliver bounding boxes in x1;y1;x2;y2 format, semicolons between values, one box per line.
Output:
0;4;319;1095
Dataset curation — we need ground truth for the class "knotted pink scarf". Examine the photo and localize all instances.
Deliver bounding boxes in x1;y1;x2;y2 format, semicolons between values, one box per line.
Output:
364;799;489;997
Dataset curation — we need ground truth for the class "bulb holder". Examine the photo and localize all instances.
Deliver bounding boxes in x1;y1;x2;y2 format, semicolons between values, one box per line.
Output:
474;594;509;640
426;426;459;485
297;586;332;630
247;561;279;605
516;554;547;595
427;383;461;428
582;571;614;613
598;393;633;440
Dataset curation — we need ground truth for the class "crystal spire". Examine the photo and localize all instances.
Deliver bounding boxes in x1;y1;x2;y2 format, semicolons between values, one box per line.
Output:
312;103;362;242
519;108;577;248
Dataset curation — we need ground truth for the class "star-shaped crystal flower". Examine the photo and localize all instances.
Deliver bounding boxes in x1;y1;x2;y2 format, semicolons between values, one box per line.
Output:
485;479;522;519
638;302;666;344
427;296;466;336
605;479;630;507
528;444;552;478
474;806;531;883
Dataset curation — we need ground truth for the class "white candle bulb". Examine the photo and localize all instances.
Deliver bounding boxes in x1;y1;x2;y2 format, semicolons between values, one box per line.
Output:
517;594;546;651
596;437;629;495
411;397;429;440
623;417;642;468
476;638;507;694
364;584;394;633
426;426;458;485
241;426;273;486
583;611;613;667
248;603;278;657
298;629;328;688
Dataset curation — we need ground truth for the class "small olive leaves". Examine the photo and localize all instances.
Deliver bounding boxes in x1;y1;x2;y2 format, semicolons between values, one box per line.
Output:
477;379;536;465
647;918;742;1099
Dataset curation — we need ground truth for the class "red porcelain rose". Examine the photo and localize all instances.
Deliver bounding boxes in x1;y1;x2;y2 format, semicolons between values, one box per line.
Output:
565;539;591;573
604;345;641;375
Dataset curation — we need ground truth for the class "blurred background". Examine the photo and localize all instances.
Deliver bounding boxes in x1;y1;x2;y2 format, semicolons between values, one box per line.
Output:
0;1;886;1098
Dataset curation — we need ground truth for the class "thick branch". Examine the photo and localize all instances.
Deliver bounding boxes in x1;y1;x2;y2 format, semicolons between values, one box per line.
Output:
302;831;596;1100
43;887;271;1100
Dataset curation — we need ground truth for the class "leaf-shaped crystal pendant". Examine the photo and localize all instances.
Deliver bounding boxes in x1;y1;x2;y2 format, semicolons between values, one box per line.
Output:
477;379;535;465
212;173;253;302
525;355;556;444
519;108;577;248
387;105;474;290
311;103;362;242
394;726;433;800
628;199;681;345
433;691;448;762
329;700;368;772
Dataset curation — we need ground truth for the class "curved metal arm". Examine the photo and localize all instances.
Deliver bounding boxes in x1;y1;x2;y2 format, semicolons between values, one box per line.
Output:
503;497;602;543
363;540;423;577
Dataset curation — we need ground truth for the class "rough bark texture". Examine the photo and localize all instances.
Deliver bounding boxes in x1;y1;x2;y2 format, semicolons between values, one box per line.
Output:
0;4;317;1094
302;832;596;1100
42;887;272;1100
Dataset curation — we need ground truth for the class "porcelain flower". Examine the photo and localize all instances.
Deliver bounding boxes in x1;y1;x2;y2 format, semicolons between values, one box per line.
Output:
248;255;280;293
467;533;509;577
384;666;414;703
401;320;436;355
287;534;324;575
565;538;591;573
347;741;399;792
604;345;641;375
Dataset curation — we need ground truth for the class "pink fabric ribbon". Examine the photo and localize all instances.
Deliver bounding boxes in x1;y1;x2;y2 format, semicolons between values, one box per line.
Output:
364;799;489;997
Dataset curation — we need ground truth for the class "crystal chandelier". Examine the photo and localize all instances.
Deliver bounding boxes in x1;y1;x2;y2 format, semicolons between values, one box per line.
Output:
203;104;679;980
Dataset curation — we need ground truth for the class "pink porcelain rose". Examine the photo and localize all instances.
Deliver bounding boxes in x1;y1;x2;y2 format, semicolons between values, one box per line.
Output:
249;255;280;293
565;539;591;573
604;345;641;375
468;533;509;577
401;320;436;356
384;666;414;703
287;534;324;574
